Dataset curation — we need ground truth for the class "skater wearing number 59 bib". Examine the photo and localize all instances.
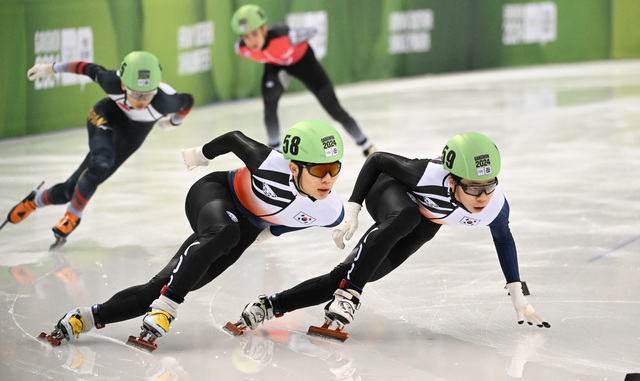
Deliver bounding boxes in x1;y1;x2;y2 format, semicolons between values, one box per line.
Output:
232;132;549;341
4;51;194;250
40;121;347;351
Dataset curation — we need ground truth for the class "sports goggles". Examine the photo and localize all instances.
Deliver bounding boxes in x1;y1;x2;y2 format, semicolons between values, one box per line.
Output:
297;161;342;178
457;178;499;196
126;87;157;101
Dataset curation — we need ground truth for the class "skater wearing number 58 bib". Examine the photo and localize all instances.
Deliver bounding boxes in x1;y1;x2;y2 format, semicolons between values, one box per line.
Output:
40;121;347;351
232;132;550;341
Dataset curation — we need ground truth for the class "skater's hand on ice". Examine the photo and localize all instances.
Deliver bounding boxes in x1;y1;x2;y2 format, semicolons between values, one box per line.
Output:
27;63;54;80
181;146;209;171
332;202;361;249
507;282;550;328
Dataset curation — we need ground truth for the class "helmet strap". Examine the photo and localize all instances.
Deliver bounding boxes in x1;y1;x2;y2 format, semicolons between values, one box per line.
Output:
448;175;471;213
292;162;317;202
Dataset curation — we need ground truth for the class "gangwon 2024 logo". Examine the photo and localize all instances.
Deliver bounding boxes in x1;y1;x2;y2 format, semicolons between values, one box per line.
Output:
474;154;492;177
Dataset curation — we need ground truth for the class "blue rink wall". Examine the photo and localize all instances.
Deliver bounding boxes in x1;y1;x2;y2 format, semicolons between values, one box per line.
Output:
1;0;639;138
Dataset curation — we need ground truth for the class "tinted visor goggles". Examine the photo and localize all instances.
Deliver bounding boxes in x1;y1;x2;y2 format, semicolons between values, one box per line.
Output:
126;87;158;101
457;178;499;196
296;161;342;178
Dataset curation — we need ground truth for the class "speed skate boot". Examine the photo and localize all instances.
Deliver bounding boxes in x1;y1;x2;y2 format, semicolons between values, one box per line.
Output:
357;138;377;157
6;184;42;224
50;212;81;250
39;307;95;346
224;294;282;336
308;287;361;342
128;296;177;352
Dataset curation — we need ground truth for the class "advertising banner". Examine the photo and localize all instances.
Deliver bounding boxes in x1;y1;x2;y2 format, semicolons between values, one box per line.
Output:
1;0;638;138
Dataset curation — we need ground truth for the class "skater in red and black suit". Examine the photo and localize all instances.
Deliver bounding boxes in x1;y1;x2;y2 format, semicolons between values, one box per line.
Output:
234;133;550;339
39;121;347;351
6;51;194;249
231;4;377;156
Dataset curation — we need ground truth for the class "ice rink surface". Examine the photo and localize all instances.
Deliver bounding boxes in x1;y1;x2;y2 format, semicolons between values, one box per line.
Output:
1;60;639;381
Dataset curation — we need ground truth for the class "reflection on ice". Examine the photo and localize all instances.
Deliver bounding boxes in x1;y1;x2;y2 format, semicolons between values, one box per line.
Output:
1;60;640;380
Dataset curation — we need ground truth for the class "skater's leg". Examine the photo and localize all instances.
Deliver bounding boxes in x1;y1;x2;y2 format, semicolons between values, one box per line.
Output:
368;219;441;282
5;153;87;225
162;200;242;298
289;49;373;154
66;108;152;218
52;102;153;245
342;178;424;289
48;127;114;244
275;259;353;314
190;222;261;290
140;174;260;339
66;234;198;330
262;64;285;147
39;154;90;206
320;178;434;327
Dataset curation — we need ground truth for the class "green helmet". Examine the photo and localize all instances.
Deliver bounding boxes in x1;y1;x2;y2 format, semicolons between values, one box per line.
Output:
231;4;267;35
282;120;344;164
118;51;162;92
441;132;501;180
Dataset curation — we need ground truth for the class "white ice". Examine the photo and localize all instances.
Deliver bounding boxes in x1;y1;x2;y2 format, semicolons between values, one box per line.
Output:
1;59;639;381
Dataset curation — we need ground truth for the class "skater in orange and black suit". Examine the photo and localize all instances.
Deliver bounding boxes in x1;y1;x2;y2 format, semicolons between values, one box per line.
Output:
231;4;376;156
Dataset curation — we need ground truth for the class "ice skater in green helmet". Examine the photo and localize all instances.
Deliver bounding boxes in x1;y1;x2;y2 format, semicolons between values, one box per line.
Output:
231;4;377;156
232;132;550;339
40;121;349;350
8;51;194;249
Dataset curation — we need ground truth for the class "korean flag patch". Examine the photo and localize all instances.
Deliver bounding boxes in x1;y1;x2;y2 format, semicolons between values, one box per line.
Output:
459;216;480;226
294;211;316;225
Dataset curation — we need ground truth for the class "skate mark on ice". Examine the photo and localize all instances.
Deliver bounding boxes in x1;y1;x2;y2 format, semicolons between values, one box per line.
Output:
588;234;640;262
8;271;146;351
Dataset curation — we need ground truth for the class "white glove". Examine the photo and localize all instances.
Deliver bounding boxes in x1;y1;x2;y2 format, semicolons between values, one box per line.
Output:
332;202;362;249
253;227;275;245
180;146;209;171
157;116;177;131
27;63;55;81
507;282;550;328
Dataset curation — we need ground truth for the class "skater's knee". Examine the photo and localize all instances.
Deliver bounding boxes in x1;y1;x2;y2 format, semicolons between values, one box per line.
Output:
200;223;241;249
262;81;284;103
328;263;349;283
88;147;115;177
389;205;422;229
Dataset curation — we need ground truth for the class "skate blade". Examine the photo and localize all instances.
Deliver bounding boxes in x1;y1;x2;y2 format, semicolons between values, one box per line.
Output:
307;323;349;342
49;237;67;252
126;335;157;352
38;332;62;346
222;321;246;336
